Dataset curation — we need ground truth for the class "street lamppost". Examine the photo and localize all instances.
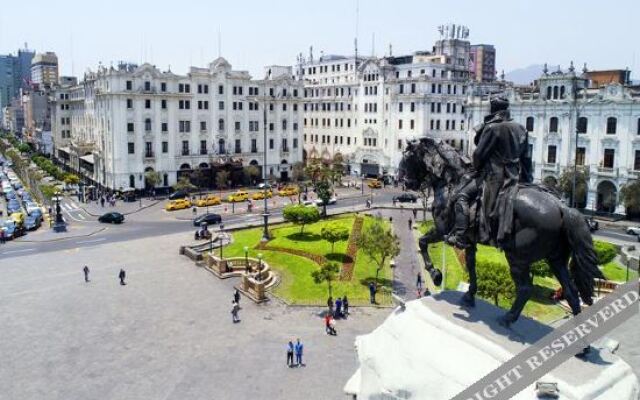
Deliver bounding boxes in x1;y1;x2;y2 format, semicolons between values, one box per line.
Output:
261;98;270;241
244;245;249;273
219;224;225;259
257;253;263;281
361;174;365;196
203;222;211;253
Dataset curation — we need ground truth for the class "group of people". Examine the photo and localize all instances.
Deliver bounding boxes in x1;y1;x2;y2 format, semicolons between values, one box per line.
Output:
99;193;118;208
325;295;349;335
82;265;127;285
286;339;305;368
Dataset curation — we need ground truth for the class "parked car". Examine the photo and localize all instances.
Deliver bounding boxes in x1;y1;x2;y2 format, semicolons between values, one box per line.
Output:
195;195;222;207
7;200;21;214
10;211;25;225
24;201;41;215
585;217;599;232
252;190;273;200
626;226;640;235
367;179;382;189
21;192;32;202
29;208;43;220
257;183;272;190
5;190;16;200
165;198;192;211
98;212;125;224
315;197;337;206
1;220;23;240
227;190;249;202
24;214;42;230
278;186;299;197
168;190;189;200
393;193;419;203
193;213;222;227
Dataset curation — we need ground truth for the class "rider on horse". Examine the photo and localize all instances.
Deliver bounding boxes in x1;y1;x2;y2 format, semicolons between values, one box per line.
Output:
445;97;533;249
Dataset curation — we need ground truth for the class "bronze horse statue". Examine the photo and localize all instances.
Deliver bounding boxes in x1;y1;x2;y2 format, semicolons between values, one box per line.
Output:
399;138;603;327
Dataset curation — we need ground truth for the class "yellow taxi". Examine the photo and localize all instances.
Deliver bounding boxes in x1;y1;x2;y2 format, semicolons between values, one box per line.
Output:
367;179;382;189
195;195;222;207
227;190;249;202
165;198;192;211
252;190;273;200
10;212;25;225
278;186;299;197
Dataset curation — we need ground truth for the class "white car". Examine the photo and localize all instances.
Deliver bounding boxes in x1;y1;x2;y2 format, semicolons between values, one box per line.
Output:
24;202;41;215
315;197;337;206
626;226;640;235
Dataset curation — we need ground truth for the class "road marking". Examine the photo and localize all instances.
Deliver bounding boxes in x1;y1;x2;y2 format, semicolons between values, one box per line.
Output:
76;213;86;220
75;238;106;245
2;248;35;255
63;204;73;211
69;200;78;208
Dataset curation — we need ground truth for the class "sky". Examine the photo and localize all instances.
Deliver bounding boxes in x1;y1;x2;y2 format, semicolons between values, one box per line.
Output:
0;0;638;79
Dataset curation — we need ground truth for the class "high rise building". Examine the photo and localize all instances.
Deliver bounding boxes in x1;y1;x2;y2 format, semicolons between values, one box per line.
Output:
0;45;34;118
469;44;496;83
298;24;471;177
31;52;59;89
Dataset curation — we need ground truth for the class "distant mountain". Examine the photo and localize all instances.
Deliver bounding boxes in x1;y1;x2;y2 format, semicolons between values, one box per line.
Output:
504;64;546;85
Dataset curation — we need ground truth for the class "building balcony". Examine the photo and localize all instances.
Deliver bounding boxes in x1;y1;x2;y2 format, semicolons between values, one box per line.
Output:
199;149;208;155
144;152;155;159
597;166;618;177
182;150;190;156
542;163;558;172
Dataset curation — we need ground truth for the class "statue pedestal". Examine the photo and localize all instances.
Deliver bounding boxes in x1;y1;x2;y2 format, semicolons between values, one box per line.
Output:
345;291;639;399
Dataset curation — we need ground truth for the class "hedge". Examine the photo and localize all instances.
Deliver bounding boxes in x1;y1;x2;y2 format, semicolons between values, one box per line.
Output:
593;240;617;265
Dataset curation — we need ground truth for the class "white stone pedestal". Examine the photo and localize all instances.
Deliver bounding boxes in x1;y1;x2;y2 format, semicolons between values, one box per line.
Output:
345;291;639;399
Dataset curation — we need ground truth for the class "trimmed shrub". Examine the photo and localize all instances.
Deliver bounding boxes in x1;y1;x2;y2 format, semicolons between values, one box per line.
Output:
593;240;617;265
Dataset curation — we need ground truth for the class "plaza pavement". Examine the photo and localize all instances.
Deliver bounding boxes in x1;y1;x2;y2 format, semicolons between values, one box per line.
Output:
0;231;389;400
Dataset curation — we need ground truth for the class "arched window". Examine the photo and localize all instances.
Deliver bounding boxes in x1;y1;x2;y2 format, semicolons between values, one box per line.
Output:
560;86;566;99
218;118;225;132
129;175;135;188
525;116;534;132
577;117;588;134
553;86;559;99
606;117;617;134
145;118;151;131
546;86;552;100
549;117;559;133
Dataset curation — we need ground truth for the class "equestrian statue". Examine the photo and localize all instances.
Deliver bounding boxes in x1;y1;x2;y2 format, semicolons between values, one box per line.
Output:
399;97;604;329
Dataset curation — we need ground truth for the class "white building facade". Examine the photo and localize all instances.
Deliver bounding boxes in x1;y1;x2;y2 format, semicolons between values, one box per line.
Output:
299;25;473;177
466;66;640;214
52;59;304;191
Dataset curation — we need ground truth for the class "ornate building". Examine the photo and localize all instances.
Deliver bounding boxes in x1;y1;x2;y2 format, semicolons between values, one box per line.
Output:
466;64;640;214
52;59;303;191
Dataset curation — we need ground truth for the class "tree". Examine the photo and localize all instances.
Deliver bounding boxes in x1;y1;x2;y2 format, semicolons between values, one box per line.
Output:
173;176;196;192
331;154;345;184
559;168;589;208
216;170;231;189
291;162;305;182
304;159;324;184
311;262;341;298
315;180;332;217
63;173;80;185
474;260;515;306
530;260;552;277
321;222;350;252
283;204;320;234
17;143;31;154
144;171;161;189
620;180;640;215
356;218;400;285
244;165;261;185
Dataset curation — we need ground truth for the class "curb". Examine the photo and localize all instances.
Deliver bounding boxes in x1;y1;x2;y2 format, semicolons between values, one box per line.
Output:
14;227;108;243
80;200;160;217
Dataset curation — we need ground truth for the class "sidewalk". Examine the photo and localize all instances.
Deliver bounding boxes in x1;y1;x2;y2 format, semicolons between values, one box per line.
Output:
79;198;160;216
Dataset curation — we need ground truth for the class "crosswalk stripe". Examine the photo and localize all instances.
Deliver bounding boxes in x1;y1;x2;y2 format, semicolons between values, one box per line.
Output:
77;213;86;220
63;204;73;211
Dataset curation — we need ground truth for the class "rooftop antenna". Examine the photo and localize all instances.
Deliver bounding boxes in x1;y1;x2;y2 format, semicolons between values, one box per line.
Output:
70;33;74;76
371;32;375;57
354;0;359;72
217;26;221;58
389;43;392;57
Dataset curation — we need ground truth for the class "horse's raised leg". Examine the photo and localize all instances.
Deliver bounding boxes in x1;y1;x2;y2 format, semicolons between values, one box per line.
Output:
419;228;443;287
460;244;477;307
549;257;581;316
499;261;533;327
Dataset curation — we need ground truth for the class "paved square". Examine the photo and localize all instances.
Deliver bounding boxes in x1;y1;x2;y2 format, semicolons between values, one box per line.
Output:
0;233;389;400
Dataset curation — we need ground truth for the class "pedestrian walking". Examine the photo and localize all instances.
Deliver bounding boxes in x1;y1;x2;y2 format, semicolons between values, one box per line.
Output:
327;296;334;316
231;300;240;323
408;218;413;230
369;281;377;304
83;265;90;283
416;272;423;292
118;268;126;285
294;339;304;366
412;208;418;219
233;289;240;304
335;297;342;318
192;206;197;216
100;197;105;207
287;341;295;367
325;313;337;335
0;229;5;244
342;295;349;318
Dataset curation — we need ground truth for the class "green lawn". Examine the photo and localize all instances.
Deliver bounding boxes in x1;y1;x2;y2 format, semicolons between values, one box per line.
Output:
220;214;392;306
601;260;638;282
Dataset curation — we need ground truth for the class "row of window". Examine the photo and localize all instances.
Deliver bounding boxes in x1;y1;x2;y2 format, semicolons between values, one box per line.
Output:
124;80;298;97
305;63;354;75
305;118;355;128
429;119;465;131
128;138;298;156
545;146;640;170
126;119;298;133
125;98;299;112
525;116;640;135
304;134;356;146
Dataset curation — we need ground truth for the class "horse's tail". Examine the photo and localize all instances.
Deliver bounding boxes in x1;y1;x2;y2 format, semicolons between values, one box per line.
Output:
562;207;604;305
